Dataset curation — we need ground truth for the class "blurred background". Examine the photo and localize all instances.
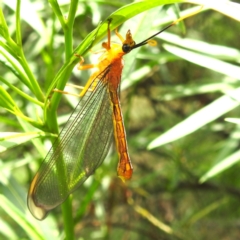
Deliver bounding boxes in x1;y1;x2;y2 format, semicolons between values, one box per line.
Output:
1;0;240;239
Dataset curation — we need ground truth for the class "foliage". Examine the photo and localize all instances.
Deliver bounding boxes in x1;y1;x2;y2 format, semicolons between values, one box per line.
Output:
0;0;240;239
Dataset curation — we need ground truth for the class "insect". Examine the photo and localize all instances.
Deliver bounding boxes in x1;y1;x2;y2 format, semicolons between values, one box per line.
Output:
28;6;202;220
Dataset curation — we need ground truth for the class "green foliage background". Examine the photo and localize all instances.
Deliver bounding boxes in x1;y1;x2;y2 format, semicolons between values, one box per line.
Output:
1;0;240;239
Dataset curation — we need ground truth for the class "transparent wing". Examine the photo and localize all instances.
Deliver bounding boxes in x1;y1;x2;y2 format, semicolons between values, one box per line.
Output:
28;68;115;220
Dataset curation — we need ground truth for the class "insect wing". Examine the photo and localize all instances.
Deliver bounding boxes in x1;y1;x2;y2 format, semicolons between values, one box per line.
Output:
28;68;114;220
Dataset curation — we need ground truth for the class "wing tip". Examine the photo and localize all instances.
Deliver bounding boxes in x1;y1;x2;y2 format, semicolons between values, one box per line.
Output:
27;193;48;220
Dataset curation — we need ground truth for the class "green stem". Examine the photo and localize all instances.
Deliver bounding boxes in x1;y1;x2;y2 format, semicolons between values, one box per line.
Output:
61;197;74;240
44;61;75;121
16;0;22;47
43;12;56;89
15;0;44;102
45;101;75;239
64;0;78;60
46;2;79;238
48;0;66;30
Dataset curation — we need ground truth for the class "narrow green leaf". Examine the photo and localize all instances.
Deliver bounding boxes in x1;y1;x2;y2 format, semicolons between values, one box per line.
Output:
74;0;184;56
0;132;49;153
163;44;240;80
0;195;44;240
187;0;240;21
159;32;240;62
3;0;48;38
187;198;228;225
0;218;18;240
148;88;240;149
200;149;240;183
0;86;18;112
0;7;10;39
225;118;240;125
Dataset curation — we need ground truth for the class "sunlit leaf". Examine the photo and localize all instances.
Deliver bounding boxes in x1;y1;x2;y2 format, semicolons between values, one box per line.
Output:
148;88;240;149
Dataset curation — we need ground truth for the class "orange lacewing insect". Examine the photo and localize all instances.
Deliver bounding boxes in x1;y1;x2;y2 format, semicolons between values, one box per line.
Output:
28;6;202;220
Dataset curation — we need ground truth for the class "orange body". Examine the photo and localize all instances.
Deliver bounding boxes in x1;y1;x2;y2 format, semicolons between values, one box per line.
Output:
78;25;136;180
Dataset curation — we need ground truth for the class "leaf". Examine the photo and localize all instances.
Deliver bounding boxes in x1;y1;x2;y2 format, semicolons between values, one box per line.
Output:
163;44;240;80
200;149;240;183
0;195;44;240
0;218;18;240
159;32;240;62
3;0;47;38
187;0;240;22
0;86;19;112
0;7;10;39
225;118;240;125
0;132;46;152
148;88;240;149
73;0;185;56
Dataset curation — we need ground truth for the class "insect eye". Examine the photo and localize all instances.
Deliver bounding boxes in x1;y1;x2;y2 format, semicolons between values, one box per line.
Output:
122;44;132;53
